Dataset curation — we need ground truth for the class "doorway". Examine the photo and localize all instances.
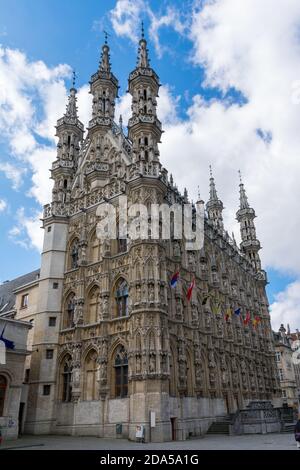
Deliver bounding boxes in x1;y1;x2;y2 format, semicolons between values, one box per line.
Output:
170;417;177;441
18;402;25;436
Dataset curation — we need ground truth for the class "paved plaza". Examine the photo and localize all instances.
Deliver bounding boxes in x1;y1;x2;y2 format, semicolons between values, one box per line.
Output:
0;433;299;451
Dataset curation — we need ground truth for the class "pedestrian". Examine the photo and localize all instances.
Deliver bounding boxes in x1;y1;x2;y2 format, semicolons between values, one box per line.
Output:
295;417;300;449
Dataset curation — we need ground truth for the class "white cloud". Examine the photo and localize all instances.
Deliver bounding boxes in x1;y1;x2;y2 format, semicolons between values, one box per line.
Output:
0;162;25;189
9;207;43;252
115;93;132;127
153;0;300;279
110;0;145;43
77;84;92;130
148;6;187;58
0;199;7;212
109;1;187;56
270;281;300;332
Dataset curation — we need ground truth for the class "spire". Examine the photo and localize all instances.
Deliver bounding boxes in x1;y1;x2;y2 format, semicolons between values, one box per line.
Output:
209;165;218;202
137;22;150;68
56;70;83;130
238;170;249;209
119;114;123;133
206;166;224;231
65;72;78;119
99;32;111;73
89;32;119;128
236;171;263;274
128;20;162;171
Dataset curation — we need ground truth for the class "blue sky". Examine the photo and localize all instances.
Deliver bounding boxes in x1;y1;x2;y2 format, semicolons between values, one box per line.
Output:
0;0;299;328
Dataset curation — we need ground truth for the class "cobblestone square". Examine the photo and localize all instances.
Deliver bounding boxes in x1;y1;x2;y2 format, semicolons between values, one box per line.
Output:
1;433;299;451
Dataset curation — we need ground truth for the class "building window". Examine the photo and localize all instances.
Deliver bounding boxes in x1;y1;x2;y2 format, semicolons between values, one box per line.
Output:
279;369;284;381
53;282;59;289
117;237;127;253
276;352;281;362
62;358;72;402
114;345;128;398
115;279;128;318
47;226;52;232
0;375;7;416
24;369;30;384
87;287;99;324
46;349;54;359
84;350;98;400
282;390;287;398
43;385;51;396
70;239;79;269
49;317;56;327
21;294;29;308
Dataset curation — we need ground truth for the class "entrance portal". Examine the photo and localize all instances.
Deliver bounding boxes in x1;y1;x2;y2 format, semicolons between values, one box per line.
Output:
170;417;177;441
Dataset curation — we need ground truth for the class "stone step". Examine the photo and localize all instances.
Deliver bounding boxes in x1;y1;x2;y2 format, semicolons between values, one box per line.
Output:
207;422;231;435
282;424;296;433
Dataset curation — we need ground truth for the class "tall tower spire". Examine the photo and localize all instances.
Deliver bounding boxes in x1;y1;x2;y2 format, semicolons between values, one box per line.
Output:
236;171;262;272
127;24;162;172
64;72;79;120
206;166;224;231
137;22;150;68
89;34;119;131
52;77;84;206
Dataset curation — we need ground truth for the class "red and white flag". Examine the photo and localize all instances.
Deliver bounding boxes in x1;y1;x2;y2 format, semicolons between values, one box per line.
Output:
187;278;195;302
243;311;251;326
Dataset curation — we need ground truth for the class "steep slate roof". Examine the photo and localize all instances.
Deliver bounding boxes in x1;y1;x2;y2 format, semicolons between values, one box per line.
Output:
0;269;40;315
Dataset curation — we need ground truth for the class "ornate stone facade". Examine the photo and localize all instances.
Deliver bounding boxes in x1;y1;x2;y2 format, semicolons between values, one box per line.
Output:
25;33;280;442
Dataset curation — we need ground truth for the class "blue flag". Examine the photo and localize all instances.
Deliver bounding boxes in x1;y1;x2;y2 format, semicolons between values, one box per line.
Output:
0;325;15;350
234;308;241;316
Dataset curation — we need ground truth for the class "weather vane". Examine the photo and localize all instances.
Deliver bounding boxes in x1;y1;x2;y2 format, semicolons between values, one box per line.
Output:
238;169;243;184
103;30;110;44
72;70;77;89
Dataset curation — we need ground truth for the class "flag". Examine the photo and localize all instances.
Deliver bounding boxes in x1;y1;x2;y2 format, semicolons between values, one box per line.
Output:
0;325;15;350
252;316;261;329
225;308;232;322
187;278;195;302
243;311;251;326
170;271;180;288
234;307;241;316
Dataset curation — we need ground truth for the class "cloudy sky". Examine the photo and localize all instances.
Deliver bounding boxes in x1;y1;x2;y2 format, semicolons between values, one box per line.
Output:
0;0;299;330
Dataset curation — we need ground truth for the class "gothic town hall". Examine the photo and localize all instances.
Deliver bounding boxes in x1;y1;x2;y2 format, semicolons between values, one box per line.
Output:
6;33;281;442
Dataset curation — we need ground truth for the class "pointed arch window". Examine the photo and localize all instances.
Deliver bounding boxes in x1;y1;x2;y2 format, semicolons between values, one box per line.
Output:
70;239;79;269
90;231;101;263
84;350;98;400
61;358;72;402
0;375;7;416
87;286;99;324
114;346;128;398
115;279;129;318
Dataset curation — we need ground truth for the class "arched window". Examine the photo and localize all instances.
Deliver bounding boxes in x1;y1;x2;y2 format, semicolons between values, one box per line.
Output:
84;350;98;401
114;346;128;398
115;279;128;318
64;293;75;329
70;239;79;269
116;219;127;253
90;231;101;263
87;286;99;324
61;357;72;402
0;375;7;416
